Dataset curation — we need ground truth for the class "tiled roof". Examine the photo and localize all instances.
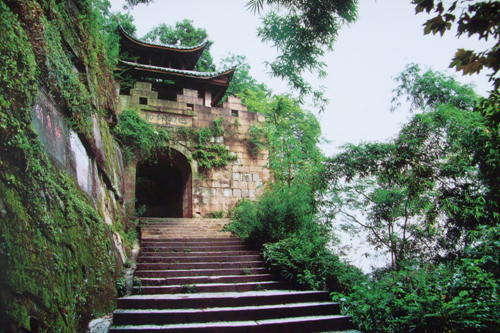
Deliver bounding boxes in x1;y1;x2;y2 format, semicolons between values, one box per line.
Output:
118;24;208;51
119;60;236;79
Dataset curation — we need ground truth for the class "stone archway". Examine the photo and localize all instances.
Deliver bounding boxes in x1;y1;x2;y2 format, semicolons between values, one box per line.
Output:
135;148;192;218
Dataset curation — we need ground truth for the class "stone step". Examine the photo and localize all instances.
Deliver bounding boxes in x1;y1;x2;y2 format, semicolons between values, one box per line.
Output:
112;302;341;326
141;228;231;233
144;232;232;239
142;227;230;232
134;281;281;294
140;218;232;223
135;267;269;278
139;250;258;257
136;261;264;271
141;222;229;226
139;274;275;286
117;291;333;310
141;238;244;246
137;255;261;264
110;315;352;332
141;225;229;230
111;223;353;332
140;244;247;252
142;228;230;233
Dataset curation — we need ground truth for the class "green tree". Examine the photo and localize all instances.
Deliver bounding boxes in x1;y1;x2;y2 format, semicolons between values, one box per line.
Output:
266;96;325;189
248;0;357;109
411;1;500;222
412;0;500;89
219;53;268;97
228;92;326;238
328;65;500;332
142;19;216;72
241;91;325;190
101;11;136;66
225;91;362;293
475;92;500;223
326;65;487;268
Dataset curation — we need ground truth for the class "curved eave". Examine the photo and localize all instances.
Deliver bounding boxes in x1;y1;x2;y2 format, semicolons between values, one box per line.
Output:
118;61;235;106
118;24;208;53
119;60;236;85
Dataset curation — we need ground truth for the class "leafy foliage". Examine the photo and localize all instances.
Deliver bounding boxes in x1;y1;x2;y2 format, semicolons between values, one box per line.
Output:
267;96;325;188
100;11;136;67
219;53;268;99
412;0;500;89
263;227;364;292
247;125;267;156
1;1;124;330
114;109;170;165
225;87;361;293
391;63;478;112
240;92;325;188
175;118;238;171
326;64;500;331
249;0;357;110
227;182;316;246
336;257;500;333
326;66;487;268
410;1;500;225
475;91;500;223
142;19;216;72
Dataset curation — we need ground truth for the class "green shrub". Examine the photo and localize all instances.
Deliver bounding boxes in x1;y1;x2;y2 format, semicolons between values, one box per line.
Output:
116;277;127;297
210;210;225;218
226;182;364;294
335;260;500;333
263;227;364;292
226;182;316;247
133;276;143;294
123;260;132;269
182;284;197;293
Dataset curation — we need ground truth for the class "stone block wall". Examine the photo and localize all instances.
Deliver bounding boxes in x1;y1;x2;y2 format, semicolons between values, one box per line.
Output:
119;81;270;217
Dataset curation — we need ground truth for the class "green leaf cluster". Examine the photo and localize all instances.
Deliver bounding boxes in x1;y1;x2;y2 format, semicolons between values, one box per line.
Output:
327;64;500;331
413;0;500;89
250;0;357;110
225;88;360;293
219;53;269;102
263;226;364;292
114;109;170;165
175;118;238;171
142;19;216;72
327;65;488;268
339;253;499;333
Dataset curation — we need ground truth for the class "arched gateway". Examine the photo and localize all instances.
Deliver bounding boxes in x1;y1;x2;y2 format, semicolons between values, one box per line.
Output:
117;26;270;217
136;148;192;218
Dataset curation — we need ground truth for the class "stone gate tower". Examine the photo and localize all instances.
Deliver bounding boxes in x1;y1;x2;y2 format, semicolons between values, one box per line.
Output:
116;26;269;218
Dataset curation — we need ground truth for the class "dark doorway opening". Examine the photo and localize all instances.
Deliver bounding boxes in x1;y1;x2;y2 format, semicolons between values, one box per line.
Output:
136;149;192;217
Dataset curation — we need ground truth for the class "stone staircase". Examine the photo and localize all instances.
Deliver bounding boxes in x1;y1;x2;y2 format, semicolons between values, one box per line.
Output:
109;218;353;332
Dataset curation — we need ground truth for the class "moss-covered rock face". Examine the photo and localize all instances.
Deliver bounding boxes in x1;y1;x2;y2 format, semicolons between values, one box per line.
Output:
0;0;126;331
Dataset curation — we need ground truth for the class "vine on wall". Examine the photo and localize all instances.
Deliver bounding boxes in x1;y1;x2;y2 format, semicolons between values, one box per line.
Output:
176;118;238;171
115;110;238;171
114;109;171;165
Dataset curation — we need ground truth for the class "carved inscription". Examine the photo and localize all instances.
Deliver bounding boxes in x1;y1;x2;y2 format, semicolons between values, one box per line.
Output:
143;111;190;127
33;93;66;165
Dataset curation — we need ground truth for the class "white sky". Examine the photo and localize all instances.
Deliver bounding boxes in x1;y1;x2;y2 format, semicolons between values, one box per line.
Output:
109;0;495;270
